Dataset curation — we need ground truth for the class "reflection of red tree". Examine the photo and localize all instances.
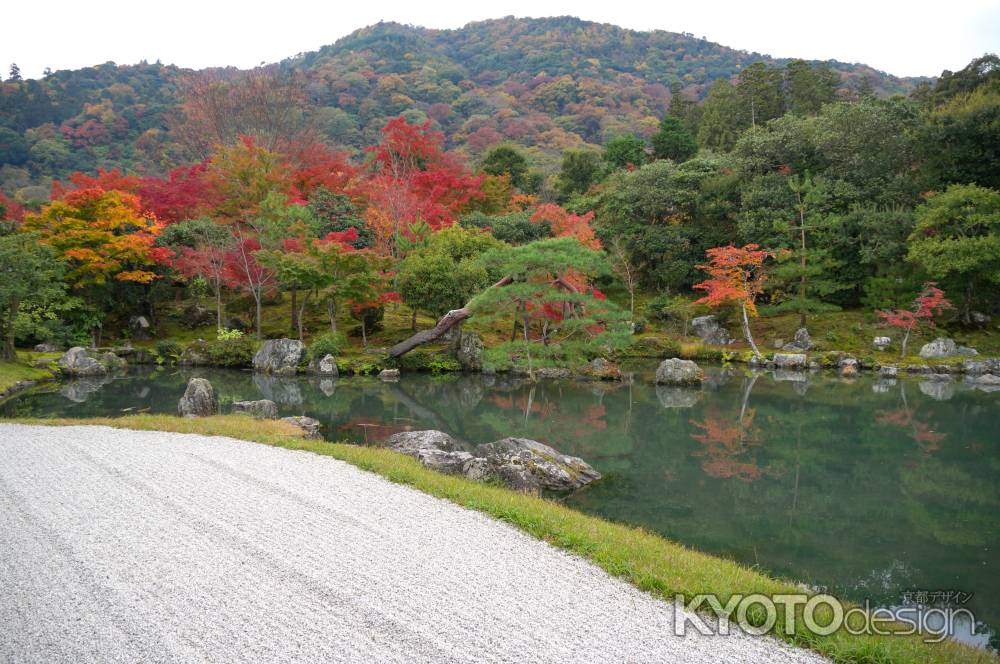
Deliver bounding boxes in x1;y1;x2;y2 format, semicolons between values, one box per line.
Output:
875;409;945;454
690;409;762;482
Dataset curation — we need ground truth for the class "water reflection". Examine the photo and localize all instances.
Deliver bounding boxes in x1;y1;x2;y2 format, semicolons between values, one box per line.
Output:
2;365;998;649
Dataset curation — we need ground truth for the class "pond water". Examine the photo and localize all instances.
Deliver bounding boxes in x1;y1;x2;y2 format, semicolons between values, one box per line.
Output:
2;365;998;650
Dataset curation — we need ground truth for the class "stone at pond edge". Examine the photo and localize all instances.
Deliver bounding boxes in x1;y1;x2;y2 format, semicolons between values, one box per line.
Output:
773;353;808;370
379;368;400;381
308;353;338;377
232;399;278;419
178;378;217;417
281;416;322;439
253;339;306;375
691;315;731;345
655;358;703;385
575;357;622;381
963;359;1000;376
56;347;106;377
472;437;601;492
879;365;899;379
385;430;472;474
456;332;484;371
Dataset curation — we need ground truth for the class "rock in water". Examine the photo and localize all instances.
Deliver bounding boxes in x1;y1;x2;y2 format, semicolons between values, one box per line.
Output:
281;416;322;438
232;399;278;419
470;437;601;492
379;368;400;381
879;365;899;379
308;353;338;377
456;332;484;371
963;359;1000;375
253;339;305;375
178;378;217;417
654;358;704;385
55;347;108;377
691;315;731;345
385;430;473;475
773;353;808;370
782;328;812;352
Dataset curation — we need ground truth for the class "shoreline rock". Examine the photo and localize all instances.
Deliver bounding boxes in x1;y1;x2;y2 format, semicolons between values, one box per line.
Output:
655;358;703;385
178;378;217;417
253;339;306;376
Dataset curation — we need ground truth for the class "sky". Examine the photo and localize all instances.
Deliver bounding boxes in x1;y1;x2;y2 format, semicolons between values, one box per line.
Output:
3;0;998;80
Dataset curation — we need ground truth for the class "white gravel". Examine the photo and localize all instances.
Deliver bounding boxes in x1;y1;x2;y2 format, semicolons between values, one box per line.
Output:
0;424;828;663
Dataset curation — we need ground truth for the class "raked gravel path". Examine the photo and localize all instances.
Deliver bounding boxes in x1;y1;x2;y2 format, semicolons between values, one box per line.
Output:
0;424;828;664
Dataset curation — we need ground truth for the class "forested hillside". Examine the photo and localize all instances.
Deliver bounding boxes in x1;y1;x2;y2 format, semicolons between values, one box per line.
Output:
0;16;924;200
0;15;997;367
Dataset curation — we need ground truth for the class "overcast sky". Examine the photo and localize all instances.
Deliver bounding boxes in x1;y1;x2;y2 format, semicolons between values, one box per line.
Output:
4;0;998;80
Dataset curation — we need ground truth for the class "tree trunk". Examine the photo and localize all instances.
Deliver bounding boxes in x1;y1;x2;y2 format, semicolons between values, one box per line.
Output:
215;286;224;331
327;298;337;334
741;302;761;358
290;288;298;334
297;293;309;342
963;281;973;325
900;326;912;359
411;309;417;332
387;276;514;358
1;300;18;361
360;320;368;347
799;212;807;329
255;295;263;340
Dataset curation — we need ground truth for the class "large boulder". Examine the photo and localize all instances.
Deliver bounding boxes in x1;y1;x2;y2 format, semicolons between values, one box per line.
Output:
575;357;622;381
470;437;601;492
691;315;731;345
773;353;808;370
385;430;473;475
919;337;978;359
379;368;400;381
55;347;108;377
962;359;1000;376
281;416;322;439
456;332;484;371
253;338;305;375
655;358;704;385
782;327;813;352
128;315;152;340
178;378;217;417
308;353;338;377
232;399;278;419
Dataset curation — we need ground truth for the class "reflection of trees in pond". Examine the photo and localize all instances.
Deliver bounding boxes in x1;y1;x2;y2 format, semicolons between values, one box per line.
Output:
690;408;762;482
875;383;946;455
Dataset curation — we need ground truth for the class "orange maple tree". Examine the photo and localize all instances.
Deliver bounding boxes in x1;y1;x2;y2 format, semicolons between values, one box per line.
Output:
693;244;774;357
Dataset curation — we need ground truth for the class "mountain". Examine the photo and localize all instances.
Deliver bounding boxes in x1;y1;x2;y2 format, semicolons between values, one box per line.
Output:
0;16;929;198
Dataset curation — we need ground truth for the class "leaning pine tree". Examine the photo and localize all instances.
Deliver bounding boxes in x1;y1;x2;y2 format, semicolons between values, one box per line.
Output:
470;237;633;379
693;244;774;359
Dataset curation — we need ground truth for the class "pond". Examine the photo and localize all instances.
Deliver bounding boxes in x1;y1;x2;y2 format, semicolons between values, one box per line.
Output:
2;365;998;650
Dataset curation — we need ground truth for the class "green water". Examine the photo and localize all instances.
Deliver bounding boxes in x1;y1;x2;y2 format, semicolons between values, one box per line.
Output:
2;366;997;649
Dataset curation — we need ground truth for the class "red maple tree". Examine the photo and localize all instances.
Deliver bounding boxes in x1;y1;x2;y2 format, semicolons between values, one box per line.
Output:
877;283;953;358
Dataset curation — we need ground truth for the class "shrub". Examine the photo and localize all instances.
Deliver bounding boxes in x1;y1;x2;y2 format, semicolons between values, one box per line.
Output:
206;336;257;367
156;339;182;362
216;328;244;342
310;332;345;359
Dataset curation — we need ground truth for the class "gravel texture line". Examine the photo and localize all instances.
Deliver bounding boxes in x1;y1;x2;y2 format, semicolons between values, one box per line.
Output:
0;424;829;663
